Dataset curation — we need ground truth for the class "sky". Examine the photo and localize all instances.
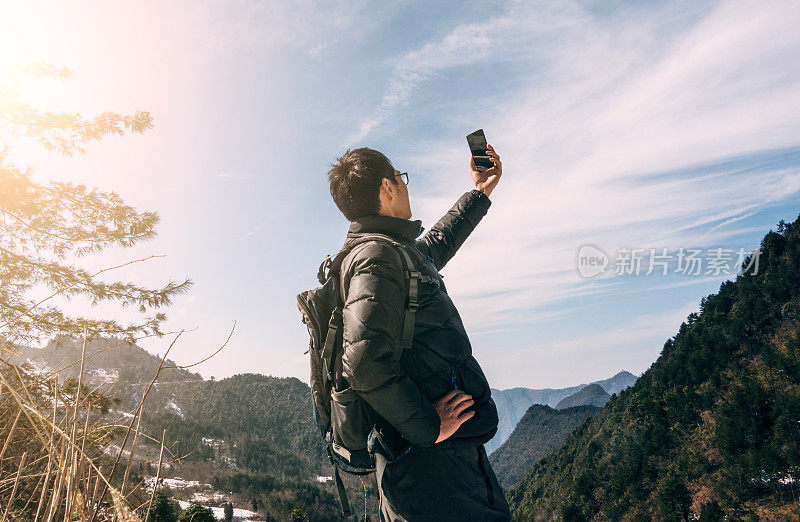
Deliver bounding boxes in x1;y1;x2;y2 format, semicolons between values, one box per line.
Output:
2;0;800;389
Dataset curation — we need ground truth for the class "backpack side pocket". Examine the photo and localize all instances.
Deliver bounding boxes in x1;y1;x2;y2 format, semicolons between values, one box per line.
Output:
330;387;378;468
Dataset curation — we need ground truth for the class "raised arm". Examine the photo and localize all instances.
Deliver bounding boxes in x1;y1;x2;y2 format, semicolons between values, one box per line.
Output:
415;143;502;270
415;190;492;270
340;242;441;447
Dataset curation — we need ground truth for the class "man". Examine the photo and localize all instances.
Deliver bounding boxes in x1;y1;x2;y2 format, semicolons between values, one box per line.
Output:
327;144;509;521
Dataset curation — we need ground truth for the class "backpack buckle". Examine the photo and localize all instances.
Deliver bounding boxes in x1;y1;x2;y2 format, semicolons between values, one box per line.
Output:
407;270;421;311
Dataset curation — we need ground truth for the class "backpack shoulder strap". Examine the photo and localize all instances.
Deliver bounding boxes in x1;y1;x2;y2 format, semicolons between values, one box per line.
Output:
323;233;426;362
391;242;419;360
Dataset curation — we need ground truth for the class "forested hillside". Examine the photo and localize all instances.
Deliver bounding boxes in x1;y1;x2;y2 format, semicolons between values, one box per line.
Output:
18;339;326;471
490;404;600;489
145;373;326;474
508;217;800;521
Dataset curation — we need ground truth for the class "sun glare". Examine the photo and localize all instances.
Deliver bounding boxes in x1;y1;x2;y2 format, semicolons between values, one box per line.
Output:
0;4;73;110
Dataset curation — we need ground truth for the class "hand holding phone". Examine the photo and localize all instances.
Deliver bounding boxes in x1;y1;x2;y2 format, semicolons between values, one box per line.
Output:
466;129;502;197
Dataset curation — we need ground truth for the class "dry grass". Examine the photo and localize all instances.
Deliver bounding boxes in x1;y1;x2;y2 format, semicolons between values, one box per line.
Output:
0;324;232;521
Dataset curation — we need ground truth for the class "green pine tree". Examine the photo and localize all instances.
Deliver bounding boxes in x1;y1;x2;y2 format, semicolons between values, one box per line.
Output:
145;490;179;522
0;63;191;347
177;502;215;522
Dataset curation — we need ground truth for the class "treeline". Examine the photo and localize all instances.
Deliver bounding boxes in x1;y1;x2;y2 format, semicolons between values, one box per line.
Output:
211;473;346;522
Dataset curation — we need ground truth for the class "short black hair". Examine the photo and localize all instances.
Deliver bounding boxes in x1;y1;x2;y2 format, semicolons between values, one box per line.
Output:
327;147;397;221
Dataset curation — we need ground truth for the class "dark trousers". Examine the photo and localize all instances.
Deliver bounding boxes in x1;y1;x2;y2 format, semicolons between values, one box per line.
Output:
374;440;511;521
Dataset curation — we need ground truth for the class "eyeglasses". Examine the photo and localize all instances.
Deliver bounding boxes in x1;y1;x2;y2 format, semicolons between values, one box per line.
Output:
394;172;409;185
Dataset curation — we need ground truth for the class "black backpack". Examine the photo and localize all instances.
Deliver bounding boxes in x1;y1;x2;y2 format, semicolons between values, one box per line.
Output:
296;233;435;516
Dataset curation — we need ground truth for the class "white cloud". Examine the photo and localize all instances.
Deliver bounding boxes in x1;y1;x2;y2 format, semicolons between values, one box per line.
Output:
346;22;496;144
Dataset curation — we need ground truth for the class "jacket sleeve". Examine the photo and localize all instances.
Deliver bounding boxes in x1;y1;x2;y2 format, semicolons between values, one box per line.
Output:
415;189;491;270
454;398;498;440
340;242;441;448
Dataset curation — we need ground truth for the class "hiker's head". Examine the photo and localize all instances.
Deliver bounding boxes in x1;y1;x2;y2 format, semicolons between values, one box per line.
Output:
328;147;412;221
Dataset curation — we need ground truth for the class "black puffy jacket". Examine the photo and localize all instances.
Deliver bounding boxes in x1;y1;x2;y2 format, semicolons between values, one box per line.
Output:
338;189;498;449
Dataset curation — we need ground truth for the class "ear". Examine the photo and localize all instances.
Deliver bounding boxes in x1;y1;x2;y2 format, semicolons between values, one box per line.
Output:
379;177;394;201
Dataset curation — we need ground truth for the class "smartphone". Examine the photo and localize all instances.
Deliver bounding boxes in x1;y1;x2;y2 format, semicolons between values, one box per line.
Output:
467;129;493;172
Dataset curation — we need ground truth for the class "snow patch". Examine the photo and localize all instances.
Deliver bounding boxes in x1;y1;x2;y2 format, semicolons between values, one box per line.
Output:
90;368;119;384
166;397;184;418
144;476;204;489
190;491;224;503
177;500;262;521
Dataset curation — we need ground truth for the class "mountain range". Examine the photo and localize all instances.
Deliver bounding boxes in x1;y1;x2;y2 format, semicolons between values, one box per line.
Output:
488;370;638;453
